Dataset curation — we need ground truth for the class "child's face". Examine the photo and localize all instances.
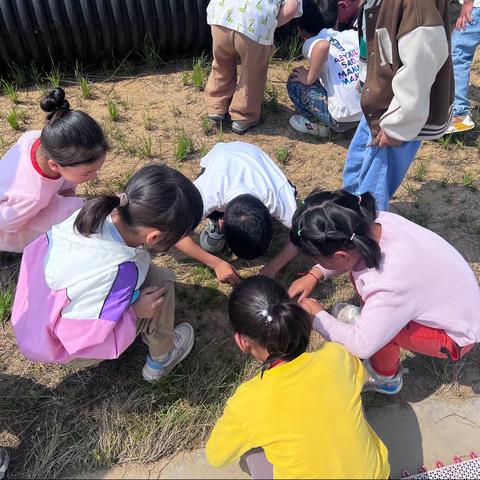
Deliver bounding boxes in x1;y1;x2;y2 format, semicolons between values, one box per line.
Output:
337;0;360;25
51;154;106;185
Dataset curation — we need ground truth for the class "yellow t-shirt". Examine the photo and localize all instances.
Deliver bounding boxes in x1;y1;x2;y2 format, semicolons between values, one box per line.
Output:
206;343;390;479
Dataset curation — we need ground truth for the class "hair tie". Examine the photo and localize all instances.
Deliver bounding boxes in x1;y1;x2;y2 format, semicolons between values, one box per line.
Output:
117;192;129;207
350;232;356;241
297;228;303;237
260;309;273;323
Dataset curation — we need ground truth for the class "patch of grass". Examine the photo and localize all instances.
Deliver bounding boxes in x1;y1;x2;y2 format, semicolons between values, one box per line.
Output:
1;79;19;104
0;287;14;323
78;76;93;100
275;145;290;165
439;176;450;188
198;142;209;157
138;135;155;158
200;115;217;136
412;162;428;182
262;83;279;118
8;62;27;87
182;54;210;91
107;98;120;122
111;171;134;192
142;35;163;70
274;34;302;61
174;131;195;161
45;64;62;88
143;111;155;131
6;108;21;130
29;64;43;87
462;171;478;192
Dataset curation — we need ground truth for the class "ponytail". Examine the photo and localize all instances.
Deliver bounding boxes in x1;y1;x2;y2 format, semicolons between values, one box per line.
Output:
74;195;120;236
290;189;381;269
229;276;311;372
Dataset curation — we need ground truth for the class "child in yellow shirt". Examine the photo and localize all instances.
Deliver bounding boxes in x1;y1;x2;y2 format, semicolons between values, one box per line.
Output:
206;276;390;479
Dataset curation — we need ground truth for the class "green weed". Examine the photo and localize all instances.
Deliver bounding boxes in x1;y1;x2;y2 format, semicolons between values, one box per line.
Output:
143;111;155;131
182;54;210;91
6;108;21;130
45;64;62;88
462;171;478;192
174;131;194;161
275;145;290;165
111;171;134;192
78;76;93;100
412;162;428;182
142;35;163;70
262;83;279;117
0;287;14;323
201;115;216;136
274;34;302;60
107;98;120;122
8;63;27;87
1;79;18;104
138;135;155;158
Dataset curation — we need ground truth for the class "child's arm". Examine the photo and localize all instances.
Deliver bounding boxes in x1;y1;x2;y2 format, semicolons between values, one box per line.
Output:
175;236;242;285
456;0;474;31
206;397;251;468
259;241;299;277
290;40;329;85
376;4;450;142
277;0;302;27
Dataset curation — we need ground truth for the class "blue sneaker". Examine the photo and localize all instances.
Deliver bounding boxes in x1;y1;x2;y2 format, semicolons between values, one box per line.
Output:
142;323;195;382
363;359;407;395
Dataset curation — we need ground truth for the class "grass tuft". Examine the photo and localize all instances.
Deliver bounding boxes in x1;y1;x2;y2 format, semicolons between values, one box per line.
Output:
0;287;14;323
1;79;19;104
107;98;120;122
462;171;478;192
143;111;155;131
6;108;21;130
78;76;93;100
174;131;195;161
262;83;279;118
138;135;155;158
275;145;290;165
412;161;428;182
45;64;62;88
182;54;210;91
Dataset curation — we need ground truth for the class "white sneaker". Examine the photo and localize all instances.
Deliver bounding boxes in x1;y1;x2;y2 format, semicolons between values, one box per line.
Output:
199;219;226;253
289;114;330;138
142;323;195;382
445;114;475;134
363;359;407;395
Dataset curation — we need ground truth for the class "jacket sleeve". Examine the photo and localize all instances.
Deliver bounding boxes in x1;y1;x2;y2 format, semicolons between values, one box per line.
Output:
312;287;416;359
53;262;139;359
206;395;251;468
379;1;449;140
0;196;39;232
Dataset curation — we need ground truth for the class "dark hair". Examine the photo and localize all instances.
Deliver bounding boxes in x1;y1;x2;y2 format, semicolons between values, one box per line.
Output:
290;189;381;269
224;194;273;260
229;276;311;372
40;87;109;167
297;0;338;35
74;164;203;252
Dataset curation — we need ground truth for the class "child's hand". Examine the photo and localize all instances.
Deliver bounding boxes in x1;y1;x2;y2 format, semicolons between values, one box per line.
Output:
290;66;309;85
299;297;325;317
372;129;403;148
456;1;474;30
288;272;320;301
133;286;166;319
213;259;242;285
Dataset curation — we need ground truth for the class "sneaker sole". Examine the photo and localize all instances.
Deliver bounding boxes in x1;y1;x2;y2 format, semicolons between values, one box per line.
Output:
142;324;195;382
288;116;330;138
364;376;403;395
231;121;260;134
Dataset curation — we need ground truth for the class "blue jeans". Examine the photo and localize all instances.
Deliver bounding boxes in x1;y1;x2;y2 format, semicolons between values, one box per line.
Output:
342;115;421;211
451;7;480;116
287;79;356;133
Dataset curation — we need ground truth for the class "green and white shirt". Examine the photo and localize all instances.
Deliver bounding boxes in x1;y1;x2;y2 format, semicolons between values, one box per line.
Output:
207;0;302;46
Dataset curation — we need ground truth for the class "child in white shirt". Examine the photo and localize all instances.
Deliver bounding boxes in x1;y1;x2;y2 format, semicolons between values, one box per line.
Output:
175;142;299;284
288;0;361;137
206;0;303;134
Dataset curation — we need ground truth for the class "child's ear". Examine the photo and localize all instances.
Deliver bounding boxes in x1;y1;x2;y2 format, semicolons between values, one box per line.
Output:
234;332;250;353
47;159;61;173
333;250;352;264
145;230;162;247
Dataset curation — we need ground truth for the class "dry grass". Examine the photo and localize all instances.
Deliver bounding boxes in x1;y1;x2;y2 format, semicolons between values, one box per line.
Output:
0;49;479;478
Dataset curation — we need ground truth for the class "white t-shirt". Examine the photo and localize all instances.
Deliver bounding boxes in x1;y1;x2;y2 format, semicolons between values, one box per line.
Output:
193;142;298;228
302;28;362;122
207;0;302;46
459;0;480;7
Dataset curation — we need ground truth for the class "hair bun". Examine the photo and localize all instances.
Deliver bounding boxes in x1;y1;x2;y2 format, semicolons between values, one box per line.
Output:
40;87;70;114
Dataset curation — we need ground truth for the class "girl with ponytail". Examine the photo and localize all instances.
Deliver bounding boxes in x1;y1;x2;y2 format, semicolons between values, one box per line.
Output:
0;87;108;252
12;164;203;382
206;276;390;479
289;189;480;395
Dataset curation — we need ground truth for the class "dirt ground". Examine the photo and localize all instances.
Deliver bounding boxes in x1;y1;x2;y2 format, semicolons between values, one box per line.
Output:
0;46;479;478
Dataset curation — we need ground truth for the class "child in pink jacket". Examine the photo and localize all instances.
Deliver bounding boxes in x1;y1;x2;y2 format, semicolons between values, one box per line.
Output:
288;189;480;394
12;164;203;381
0;87;107;253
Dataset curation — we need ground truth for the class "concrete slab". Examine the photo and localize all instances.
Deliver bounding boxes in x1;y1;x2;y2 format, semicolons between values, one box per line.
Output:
74;396;480;479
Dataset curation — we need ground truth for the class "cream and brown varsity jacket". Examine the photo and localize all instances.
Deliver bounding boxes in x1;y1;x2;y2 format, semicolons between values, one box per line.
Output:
359;0;454;141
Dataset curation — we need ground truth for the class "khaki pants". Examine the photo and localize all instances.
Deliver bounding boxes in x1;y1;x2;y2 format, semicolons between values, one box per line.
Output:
66;264;175;369
205;25;274;124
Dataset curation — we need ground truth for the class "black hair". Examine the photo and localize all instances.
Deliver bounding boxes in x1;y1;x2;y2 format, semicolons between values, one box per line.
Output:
40;87;109;167
74;164;203;252
297;0;339;35
229;276;311;372
224;194;273;260
290;189;381;269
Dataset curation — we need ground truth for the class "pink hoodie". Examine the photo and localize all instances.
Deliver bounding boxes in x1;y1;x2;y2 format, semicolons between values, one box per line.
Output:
313;212;480;358
0;131;84;252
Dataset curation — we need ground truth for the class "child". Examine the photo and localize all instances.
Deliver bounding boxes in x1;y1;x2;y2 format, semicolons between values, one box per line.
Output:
205;0;303;134
0;87;108;253
206;276;390;479
288;0;361;137
337;0;361;31
288;189;480;394
446;0;479;133
342;0;454;211
12;165;203;381
175;142;299;284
